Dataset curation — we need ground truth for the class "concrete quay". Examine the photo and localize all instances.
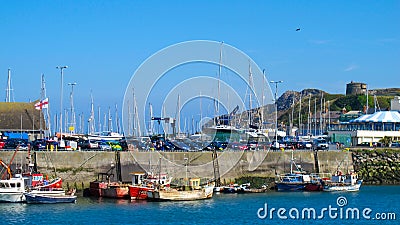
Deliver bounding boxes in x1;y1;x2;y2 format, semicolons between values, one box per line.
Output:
0;150;353;189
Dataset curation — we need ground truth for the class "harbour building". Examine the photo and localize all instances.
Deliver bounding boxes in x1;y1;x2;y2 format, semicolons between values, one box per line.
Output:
329;110;400;147
0;102;46;141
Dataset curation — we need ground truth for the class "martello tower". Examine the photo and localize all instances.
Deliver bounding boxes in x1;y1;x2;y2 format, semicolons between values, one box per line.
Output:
346;81;367;95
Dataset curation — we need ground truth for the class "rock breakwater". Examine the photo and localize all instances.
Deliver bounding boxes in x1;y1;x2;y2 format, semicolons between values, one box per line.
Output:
352;149;400;184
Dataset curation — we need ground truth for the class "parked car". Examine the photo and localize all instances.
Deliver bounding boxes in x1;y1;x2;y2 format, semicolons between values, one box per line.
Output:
247;141;258;150
313;138;329;150
297;141;312;149
270;141;286;150
79;139;99;149
227;142;248;151
0;140;5;149
357;142;371;147
391;142;400;148
32;139;47;150
96;141;112;151
171;140;191;151
203;141;228;151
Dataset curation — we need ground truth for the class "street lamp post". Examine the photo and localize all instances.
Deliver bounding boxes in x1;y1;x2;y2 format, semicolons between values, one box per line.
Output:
56;66;68;147
270;80;283;149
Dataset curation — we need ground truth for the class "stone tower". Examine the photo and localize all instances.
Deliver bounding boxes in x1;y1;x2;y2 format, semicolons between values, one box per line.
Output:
346;81;367;95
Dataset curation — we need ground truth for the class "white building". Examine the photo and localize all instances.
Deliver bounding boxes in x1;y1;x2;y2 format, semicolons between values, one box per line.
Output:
329;111;400;146
391;96;400;111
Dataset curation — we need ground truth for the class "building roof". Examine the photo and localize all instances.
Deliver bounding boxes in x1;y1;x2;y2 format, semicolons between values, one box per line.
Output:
0;101;45;131
351;111;400;123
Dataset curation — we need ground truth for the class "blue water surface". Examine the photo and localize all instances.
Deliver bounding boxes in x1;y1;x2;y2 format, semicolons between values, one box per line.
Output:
0;186;399;225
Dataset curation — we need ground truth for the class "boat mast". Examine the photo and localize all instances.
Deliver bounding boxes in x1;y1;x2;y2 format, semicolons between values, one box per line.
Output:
307;94;311;137
290;150;294;174
115;104;120;134
177;94;181;136
199;91;202;134
298;94;302;136
215;42;223;126
314;98;317;136
320;92;323;135
134;92;140;136
5;68;14;102
291;98;294;135
261;69;266;129
98;106;101;134
108;106;112;132
40;74;52;138
328;100;330;131
89;91;95;134
149;103;154;136
248;61;253;129
366;84;369;114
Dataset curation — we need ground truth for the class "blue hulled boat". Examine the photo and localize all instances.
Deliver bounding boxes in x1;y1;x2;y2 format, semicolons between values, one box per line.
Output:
275;150;312;191
275;173;310;191
24;190;77;204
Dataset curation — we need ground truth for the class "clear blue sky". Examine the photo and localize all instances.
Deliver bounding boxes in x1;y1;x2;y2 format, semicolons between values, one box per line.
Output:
1;1;399;133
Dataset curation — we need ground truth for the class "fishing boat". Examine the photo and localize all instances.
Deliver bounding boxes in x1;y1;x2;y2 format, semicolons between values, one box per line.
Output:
0;175;27;203
128;172;171;200
222;183;250;194
304;173;331;191
146;169;214;201
147;184;214;201
275;172;310;191
88;151;129;199
275;151;311;191
24;189;77;204
322;171;363;192
89;173;129;199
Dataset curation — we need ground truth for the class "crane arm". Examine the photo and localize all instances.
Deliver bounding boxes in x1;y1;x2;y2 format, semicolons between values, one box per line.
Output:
0;159;12;179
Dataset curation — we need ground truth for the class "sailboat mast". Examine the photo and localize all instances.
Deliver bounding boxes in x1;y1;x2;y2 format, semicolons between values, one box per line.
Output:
199;91;202;132
314;98;317;136
215;41;223;126
328;100;331;131
40;74;45;138
177;94;181;136
218;42;222;118
320;93;323;135
108;106;112;132
89;92;95;134
298;94;302;136
98;106;101;133
261;69;265;129
149;103;154;136
248;62;253;128
5;69;14;102
308;94;311;136
115;104;120;134
291;98;294;135
366;84;369;114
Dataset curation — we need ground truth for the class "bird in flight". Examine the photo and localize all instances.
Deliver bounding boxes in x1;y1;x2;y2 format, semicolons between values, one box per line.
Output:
296;28;301;31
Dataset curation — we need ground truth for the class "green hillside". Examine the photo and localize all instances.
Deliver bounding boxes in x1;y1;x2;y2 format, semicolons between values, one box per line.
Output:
279;92;394;126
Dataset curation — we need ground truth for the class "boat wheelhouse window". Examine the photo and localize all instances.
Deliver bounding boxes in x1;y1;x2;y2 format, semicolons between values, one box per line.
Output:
0;182;6;188
10;183;15;188
17;183;21;188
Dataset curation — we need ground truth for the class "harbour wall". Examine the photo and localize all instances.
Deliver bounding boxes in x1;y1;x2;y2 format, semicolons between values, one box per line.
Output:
0;150;353;189
352;149;400;184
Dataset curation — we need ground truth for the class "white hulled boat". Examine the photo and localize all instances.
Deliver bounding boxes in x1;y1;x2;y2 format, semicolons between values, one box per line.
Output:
0;175;27;203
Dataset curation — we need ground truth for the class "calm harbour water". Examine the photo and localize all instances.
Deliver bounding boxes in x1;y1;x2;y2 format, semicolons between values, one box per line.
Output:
1;186;399;225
